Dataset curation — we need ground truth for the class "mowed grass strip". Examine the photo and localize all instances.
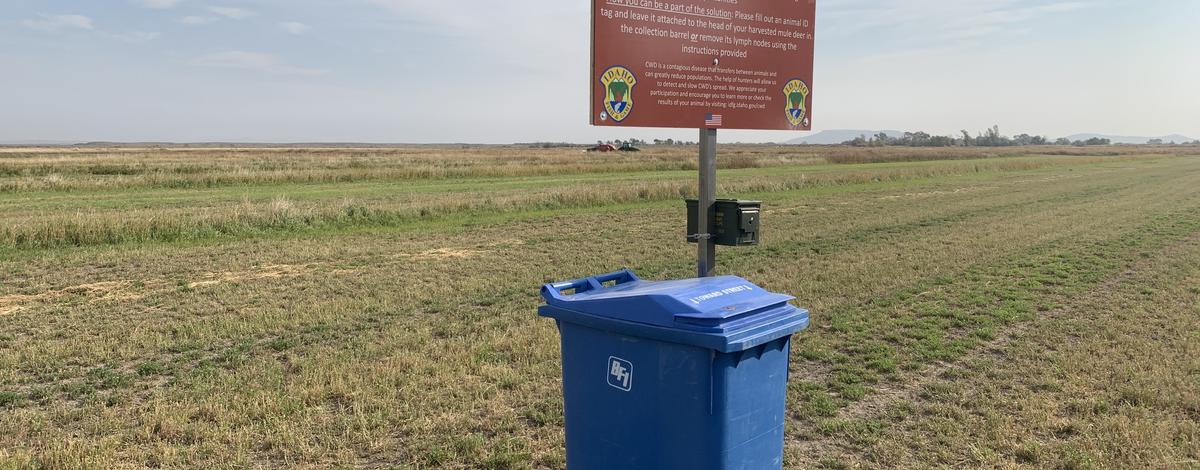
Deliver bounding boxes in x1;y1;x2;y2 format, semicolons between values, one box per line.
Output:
4;145;1184;192
0;150;1169;251
0;149;1197;468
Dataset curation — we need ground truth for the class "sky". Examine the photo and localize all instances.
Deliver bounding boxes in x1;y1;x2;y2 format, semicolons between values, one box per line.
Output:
1;0;1198;143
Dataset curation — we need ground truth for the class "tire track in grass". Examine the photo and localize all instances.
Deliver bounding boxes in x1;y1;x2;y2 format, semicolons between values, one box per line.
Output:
834;225;1200;468
766;164;1200;385
795;226;1200;461
783;209;1200;467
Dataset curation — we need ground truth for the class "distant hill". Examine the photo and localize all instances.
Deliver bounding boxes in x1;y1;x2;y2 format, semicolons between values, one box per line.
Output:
0;142;484;148
1066;134;1196;144
0;140;79;146
786;130;904;145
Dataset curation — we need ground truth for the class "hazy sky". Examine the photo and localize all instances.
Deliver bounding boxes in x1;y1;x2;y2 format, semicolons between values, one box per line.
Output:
2;0;1197;143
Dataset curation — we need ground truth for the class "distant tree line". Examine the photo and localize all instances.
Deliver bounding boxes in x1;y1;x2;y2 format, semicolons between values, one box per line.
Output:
539;132;1198;149
525;138;701;148
594;138;698;146
842;126;1115;147
521;142;579;148
1147;138;1200;145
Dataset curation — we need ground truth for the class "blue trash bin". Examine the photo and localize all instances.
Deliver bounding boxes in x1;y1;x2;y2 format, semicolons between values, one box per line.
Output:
539;269;810;470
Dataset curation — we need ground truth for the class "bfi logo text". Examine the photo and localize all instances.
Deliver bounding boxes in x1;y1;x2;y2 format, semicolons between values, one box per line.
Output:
607;356;632;391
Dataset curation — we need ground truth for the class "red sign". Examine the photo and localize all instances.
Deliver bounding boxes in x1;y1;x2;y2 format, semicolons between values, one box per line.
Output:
592;0;816;131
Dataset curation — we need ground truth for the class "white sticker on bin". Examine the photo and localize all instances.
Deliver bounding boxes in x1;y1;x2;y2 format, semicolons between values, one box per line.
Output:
608;356;632;391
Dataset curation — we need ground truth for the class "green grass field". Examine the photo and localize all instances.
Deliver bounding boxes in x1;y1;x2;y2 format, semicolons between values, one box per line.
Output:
1;145;1198;469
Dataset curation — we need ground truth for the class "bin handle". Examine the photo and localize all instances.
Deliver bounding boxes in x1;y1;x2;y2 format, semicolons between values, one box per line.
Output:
541;269;640;302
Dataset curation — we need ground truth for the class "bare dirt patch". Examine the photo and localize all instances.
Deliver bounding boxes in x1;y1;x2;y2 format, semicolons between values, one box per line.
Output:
3;242;514;315
878;186;996;200
0;280;139;315
396;239;523;261
403;248;485;260
0;295;34;315
2;265;318;313
186;264;311;289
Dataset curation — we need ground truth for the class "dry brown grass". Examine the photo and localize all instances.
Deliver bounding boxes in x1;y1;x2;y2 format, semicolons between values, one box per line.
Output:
0;146;1197;468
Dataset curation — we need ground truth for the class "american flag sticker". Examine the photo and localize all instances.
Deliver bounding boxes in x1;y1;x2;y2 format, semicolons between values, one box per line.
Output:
704;114;723;127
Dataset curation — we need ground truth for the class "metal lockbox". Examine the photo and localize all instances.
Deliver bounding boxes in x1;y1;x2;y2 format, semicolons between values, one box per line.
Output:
687;199;761;246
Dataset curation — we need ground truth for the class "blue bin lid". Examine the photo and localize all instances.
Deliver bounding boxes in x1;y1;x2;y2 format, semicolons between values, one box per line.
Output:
539;269;809;352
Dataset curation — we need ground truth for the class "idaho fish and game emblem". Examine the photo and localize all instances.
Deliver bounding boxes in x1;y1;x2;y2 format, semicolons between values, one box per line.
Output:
783;79;810;127
601;66;637;122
